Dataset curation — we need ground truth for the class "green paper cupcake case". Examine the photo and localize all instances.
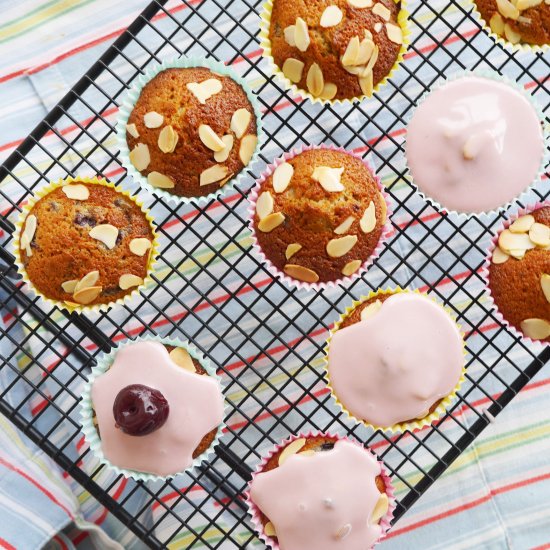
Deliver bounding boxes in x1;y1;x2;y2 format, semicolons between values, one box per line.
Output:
116;56;264;206
80;335;227;482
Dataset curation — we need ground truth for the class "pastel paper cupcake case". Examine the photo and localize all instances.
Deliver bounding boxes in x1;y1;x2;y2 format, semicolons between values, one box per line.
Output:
116;56;265;206
80;335;227;483
247;144;394;291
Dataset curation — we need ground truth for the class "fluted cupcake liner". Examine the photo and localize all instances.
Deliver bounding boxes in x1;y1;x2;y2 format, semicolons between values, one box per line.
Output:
80;335;227;483
481;201;550;346
247;144;394;291
324;287;467;434
403;69;548;220
259;0;411;105
12;176;159;315
116;56;264;206
244;431;396;550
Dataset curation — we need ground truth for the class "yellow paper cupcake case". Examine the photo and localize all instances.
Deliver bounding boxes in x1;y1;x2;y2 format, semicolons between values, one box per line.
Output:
12;176;159;315
259;0;411;105
324;287;467;434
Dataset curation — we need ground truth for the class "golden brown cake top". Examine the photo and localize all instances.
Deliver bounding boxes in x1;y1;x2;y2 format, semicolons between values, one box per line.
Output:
126;67;258;198
489;206;550;341
253;148;387;284
19;182;154;307
268;0;404;100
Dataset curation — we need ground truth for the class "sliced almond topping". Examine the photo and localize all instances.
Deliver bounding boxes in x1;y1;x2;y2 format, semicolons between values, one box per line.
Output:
335;524;352;541
361;299;382;321
129;237;152;257
129;143;151;171
282;57;305;83
509;248;527;260
89;224;118;250
320;82;338;100
498;229;535;254
61;280;78;294
360;71;374;97
256;191;274;220
374;22;383;32
497;0;520;19
490;12;505;35
342;259;362;276
148;171;175;189
529;223;550;247
22;214;37;256
541;274;550;303
169;347;196;372
326;235;358;258
62;184;90;201
306;63;324;97
386;23;403;44
284;264;320;283
231;109;252;140
492;246;510;264
320;5;343;27
119;274;144;290
342;36;361;66
360;201;377;233
75;270;99;293
186;79;223;104
285;243;302;260
521;318;550;340
73;286;102;305
356;38;375;65
214;135;234;162
143;111;164;128
379;193;387;224
504;23;522;43
158;125;179;153
284;25;297;47
239;135;257;166
335;216;355;235
509;214;535;233
295;17;310;52
273;162;294;193
278;438;306;466
312;166;345;192
362;44;379;76
264;522;277;537
371;493;389;523
126;123;139;138
258;212;285;233
372;2;391;20
348;0;373;6
200;164;229;186
199;124;226;152
299;450;316;457
218;173;234;188
517;0;543;9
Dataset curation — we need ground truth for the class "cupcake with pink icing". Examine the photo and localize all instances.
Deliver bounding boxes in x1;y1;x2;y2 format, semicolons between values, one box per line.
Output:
80;337;225;481
326;289;465;433
405;71;546;216
246;433;395;550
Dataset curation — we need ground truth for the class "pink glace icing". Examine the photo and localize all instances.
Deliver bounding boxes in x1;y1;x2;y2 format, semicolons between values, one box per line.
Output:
250;439;385;550
91;341;224;477
406;76;544;214
328;293;463;427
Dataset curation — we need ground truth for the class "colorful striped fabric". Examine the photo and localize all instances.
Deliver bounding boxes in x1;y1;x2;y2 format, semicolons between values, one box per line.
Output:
0;0;549;549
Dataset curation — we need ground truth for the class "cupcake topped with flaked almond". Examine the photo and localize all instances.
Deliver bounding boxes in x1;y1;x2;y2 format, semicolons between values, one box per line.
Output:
265;0;406;101
124;66;259;198
251;147;389;285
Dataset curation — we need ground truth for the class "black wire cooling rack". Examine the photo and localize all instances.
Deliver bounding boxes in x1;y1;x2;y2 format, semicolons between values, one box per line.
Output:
0;0;549;547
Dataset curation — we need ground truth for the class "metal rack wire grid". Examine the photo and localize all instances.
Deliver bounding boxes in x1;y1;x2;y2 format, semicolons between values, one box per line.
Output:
0;0;549;548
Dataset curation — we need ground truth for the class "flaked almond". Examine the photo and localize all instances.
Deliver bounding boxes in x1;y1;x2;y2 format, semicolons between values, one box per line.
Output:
342;36;361;66
73;286;102;305
320;5;343;27
360;201;377;233
75;270;99;293
273;162;294;193
498;229;535;254
264;522;277;537
284;25;297;47
379;193;387;224
199;124;226;152
186;79;223;104
312;166;345;192
374;22;383;32
529;222;550;247
326;235;358;258
359;71;374;97
258;212;285;233
320;82;338;100
335;216;355;235
541;274;550;303
295;17;310;52
22;214;37;256
490;12;505;35
509;214;535;233
372;2;391;20
148;171;175;189
200;164;229;186
517;0;543;9
89;224;118;250
129;237;152;257
129;143;151;171
335;524;352;541
231;108;252;139
158;125;179;153
214;135;234;162
239;135;257;165
218;173;234;188
386;23;403;44
62;184;89;201
371;493;389;523
278;438;306;466
348;0;373;6
356;38;375;65
143;111;164;128
169;347;196;372
306;63;324;97
504;23;521;43
119;274;144;290
521;318;550;340
256;191;274;220
126;123;139;138
362;44;379;76
497;0;520;19
61;280;78;294
361;299;382;320
342;259;362;276
282;57;305;83
285;243;302;260
492;246;510;264
284;264;320;283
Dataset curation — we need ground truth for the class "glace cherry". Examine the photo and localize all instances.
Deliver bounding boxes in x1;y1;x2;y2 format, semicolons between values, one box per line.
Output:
113;384;169;436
